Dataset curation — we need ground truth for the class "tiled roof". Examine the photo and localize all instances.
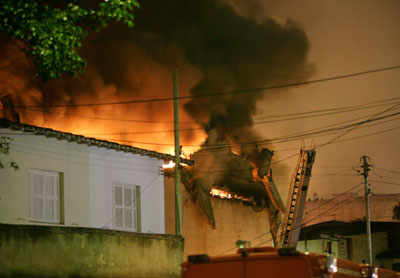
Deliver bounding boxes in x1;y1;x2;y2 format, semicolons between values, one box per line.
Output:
0;118;194;165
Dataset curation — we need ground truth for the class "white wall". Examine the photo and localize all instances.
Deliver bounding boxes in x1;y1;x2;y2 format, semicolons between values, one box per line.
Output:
0;127;166;234
89;147;165;234
0;129;91;226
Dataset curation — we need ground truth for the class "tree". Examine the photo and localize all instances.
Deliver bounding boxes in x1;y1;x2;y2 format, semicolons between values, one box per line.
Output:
0;137;19;170
393;201;400;220
0;0;139;80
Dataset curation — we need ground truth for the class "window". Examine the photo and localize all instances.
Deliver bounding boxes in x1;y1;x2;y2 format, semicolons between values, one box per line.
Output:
113;182;140;232
29;169;60;223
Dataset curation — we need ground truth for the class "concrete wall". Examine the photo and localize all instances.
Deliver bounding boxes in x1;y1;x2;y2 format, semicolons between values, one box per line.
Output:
0;128;165;234
164;178;273;259
0;224;183;278
302;193;400;226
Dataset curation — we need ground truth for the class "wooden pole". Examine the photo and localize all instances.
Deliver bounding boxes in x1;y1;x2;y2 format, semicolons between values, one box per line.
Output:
173;69;182;235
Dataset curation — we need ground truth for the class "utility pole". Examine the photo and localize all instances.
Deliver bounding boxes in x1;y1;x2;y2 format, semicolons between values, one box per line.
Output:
173;68;182;236
361;155;372;264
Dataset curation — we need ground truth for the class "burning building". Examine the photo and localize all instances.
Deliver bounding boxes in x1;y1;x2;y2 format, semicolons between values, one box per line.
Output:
1;0;314;253
166;138;286;247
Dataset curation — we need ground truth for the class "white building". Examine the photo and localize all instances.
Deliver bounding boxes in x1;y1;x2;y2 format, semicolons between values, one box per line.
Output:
0;118;191;234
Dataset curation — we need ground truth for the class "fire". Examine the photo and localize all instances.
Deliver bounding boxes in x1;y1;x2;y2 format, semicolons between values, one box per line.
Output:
163;161;175;169
210;188;240;200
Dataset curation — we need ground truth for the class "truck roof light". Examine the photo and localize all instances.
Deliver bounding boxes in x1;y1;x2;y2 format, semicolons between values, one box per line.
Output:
326;255;338;273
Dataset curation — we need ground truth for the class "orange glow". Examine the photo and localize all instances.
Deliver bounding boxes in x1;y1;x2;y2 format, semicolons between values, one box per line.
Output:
163;161;175;169
210;188;240;199
0;41;207;157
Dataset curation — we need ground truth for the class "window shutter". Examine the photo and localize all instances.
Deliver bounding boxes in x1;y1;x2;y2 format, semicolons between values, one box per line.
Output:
135;185;141;232
112;183;139;232
30;170;43;220
124;188;132;207
29;170;60;223
115;186;123;206
44;172;59;222
32;197;43;219
115;208;123;227
125;209;133;229
113;185;123;228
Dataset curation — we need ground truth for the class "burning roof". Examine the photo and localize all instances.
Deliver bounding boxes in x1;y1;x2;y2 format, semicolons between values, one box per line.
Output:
174;141;285;246
0;118;193;165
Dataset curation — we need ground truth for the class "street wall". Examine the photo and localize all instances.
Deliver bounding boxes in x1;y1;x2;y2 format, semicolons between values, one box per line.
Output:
0;224;184;278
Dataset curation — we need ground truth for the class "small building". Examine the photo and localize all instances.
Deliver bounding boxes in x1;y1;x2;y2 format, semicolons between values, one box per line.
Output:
0;118;192;277
297;193;400;270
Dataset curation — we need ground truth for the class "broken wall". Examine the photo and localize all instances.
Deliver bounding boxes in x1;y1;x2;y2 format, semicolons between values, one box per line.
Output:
164;177;274;258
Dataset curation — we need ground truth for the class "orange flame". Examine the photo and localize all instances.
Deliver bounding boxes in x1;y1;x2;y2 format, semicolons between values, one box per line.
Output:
210;189;240;199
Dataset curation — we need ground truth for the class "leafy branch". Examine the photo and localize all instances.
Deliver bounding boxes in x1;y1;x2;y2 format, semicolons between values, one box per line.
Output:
0;137;19;170
0;0;139;80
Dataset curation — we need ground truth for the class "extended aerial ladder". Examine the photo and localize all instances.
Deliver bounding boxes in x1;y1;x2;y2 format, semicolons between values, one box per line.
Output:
280;147;316;248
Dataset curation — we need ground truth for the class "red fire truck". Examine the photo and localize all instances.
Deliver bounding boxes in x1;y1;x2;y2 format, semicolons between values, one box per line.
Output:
181;246;400;278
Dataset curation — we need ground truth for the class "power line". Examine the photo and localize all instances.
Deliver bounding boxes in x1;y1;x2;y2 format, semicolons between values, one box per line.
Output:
115;118;400;164
5;109;398;160
59;100;400;136
371;166;400;175
189;109;400;152
369;180;400;186
5;65;400;108
315;102;400;150
20;95;400;125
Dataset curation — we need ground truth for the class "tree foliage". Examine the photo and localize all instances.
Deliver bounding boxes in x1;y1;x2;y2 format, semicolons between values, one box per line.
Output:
393;201;400;220
0;137;19;170
0;0;139;80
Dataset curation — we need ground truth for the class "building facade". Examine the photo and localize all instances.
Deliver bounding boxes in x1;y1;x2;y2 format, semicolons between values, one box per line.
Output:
0;118;192;234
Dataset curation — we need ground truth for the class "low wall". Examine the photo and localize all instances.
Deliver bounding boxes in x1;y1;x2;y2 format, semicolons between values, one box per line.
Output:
0;224;184;278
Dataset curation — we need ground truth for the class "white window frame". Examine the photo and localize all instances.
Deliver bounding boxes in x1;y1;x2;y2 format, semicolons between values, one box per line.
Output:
29;169;60;224
112;182;139;232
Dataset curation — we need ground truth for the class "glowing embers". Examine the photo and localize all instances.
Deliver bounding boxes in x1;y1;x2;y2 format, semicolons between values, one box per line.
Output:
209;188;255;206
210;188;239;199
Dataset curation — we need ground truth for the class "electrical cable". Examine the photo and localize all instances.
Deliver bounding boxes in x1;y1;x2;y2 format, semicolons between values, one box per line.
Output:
5;65;400;108
369;180;400;186
20;96;400;125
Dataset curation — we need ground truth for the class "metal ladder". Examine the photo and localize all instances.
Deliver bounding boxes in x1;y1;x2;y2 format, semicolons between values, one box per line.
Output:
280;147;316;248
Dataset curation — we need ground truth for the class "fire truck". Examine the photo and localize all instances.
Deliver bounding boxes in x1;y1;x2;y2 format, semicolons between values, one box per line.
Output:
181;246;400;278
181;148;400;278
